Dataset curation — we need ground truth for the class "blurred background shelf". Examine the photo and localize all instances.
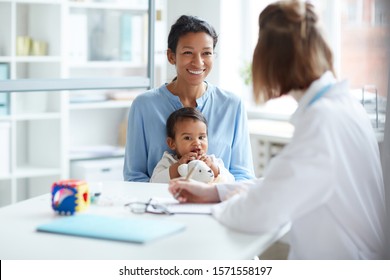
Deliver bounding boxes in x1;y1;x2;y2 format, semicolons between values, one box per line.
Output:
0;0;163;207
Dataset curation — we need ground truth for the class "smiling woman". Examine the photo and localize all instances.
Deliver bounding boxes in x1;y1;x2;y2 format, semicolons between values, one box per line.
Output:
166;32;214;106
123;15;255;183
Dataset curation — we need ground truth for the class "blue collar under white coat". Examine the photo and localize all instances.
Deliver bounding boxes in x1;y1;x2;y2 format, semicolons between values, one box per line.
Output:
290;71;337;125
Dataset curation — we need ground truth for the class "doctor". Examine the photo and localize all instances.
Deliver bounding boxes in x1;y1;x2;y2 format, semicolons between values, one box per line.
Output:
169;0;387;259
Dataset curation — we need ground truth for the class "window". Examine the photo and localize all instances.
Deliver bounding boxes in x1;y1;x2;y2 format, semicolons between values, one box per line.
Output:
226;0;388;131
338;0;389;130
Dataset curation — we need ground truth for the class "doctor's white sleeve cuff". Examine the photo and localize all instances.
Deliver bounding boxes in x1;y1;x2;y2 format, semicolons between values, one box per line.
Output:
215;177;263;201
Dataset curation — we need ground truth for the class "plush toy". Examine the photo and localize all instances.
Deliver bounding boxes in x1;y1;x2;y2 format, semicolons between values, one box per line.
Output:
178;160;214;183
51;179;90;215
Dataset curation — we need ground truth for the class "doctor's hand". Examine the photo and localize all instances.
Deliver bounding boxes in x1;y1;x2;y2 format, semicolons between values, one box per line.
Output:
169;178;220;203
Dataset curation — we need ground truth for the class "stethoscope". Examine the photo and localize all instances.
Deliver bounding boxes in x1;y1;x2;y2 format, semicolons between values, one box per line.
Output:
307;84;333;107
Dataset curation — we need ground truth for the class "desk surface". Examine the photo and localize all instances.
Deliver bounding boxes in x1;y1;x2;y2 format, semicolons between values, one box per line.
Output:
0;182;289;260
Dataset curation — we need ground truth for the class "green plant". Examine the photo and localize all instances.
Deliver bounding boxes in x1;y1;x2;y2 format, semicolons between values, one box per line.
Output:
239;61;252;86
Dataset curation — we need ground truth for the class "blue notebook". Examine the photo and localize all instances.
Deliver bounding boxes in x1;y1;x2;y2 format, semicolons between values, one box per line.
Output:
36;214;185;243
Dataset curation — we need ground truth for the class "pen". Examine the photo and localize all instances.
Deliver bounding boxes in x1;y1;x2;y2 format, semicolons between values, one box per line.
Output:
174;161;199;199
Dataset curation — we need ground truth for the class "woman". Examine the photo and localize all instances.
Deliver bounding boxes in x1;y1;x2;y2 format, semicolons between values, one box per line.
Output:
124;15;255;182
169;1;387;259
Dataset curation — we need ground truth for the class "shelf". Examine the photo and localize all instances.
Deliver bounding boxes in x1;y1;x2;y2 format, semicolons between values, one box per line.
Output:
0;115;12;121
0;57;12;62
14;56;62;63
69;100;132;110
69;145;125;160
67;61;145;68
15;0;61;4
0;77;150;92
68;1;148;11
13;166;61;178
0;174;12;180
69;153;125;161
12;112;61;120
248;119;294;145
0;0;157;207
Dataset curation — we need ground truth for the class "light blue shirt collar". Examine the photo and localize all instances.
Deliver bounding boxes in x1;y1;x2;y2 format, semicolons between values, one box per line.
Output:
290;71;337;125
161;81;212;109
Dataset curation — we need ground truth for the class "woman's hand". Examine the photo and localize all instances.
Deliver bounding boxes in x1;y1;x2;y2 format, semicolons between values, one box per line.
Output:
169;178;220;203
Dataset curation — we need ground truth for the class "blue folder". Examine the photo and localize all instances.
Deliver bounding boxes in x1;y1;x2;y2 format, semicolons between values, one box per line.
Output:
36;214;185;243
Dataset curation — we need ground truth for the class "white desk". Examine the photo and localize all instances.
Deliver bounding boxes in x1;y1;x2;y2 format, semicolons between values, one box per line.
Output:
0;182;289;260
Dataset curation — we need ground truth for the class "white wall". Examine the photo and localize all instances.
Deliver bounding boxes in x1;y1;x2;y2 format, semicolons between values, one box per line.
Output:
219;0;247;96
164;0;279;103
165;0;221;85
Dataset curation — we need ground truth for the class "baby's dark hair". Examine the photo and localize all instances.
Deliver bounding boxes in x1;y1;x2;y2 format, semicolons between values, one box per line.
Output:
166;107;208;139
168;15;218;53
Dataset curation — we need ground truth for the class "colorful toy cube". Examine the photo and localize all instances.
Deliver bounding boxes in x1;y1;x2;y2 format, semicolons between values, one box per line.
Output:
51;179;90;215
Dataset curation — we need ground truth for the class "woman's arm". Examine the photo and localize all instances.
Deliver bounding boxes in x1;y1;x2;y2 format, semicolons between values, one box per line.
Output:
228;100;256;181
123;100;150;182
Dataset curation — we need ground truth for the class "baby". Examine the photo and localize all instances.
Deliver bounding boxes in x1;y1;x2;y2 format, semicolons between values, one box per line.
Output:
150;107;235;183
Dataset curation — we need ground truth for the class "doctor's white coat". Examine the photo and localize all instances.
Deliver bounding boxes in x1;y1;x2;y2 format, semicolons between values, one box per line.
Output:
212;72;387;259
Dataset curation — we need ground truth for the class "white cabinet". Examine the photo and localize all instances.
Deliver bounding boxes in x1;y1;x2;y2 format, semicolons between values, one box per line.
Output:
0;0;163;207
248;119;294;177
0;122;11;176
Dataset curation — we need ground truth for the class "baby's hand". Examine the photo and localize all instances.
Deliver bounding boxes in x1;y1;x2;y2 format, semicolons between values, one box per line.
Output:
198;154;219;178
198;154;212;167
179;152;200;164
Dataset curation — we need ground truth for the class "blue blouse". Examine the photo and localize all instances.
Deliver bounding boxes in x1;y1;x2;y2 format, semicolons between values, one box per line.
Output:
123;82;255;182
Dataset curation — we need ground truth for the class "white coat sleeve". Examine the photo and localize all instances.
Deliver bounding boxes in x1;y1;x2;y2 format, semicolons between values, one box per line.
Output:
216;177;264;200
212;114;335;234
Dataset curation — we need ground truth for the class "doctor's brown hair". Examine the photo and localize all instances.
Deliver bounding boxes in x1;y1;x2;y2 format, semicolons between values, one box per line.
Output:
252;0;334;103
